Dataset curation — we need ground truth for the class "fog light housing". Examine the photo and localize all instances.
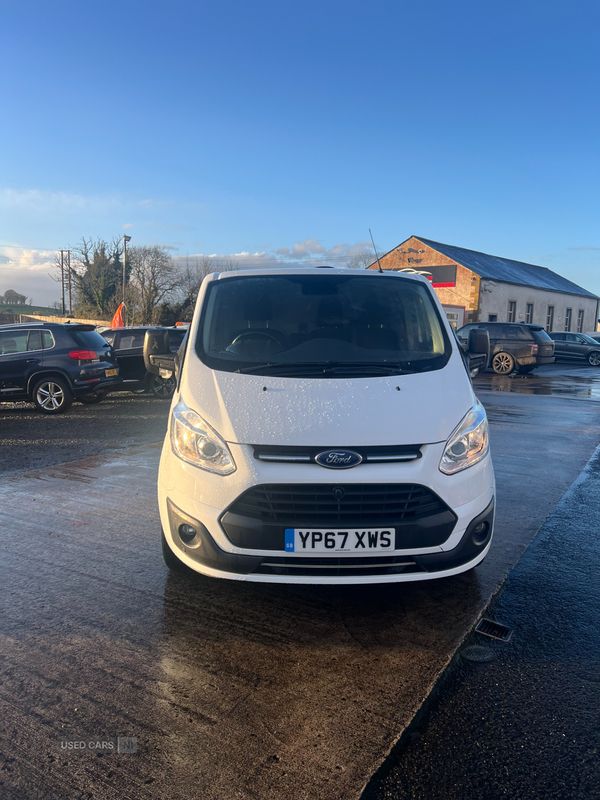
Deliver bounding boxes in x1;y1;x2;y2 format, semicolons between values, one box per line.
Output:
179;524;197;543
472;521;489;546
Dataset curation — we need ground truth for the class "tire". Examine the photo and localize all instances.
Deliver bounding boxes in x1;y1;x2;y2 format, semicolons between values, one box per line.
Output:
79;392;104;405
492;352;515;375
150;373;176;399
587;351;600;366
32;376;73;414
517;364;536;374
161;528;187;572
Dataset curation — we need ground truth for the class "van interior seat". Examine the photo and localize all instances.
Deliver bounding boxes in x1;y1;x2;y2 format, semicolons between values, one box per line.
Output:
306;298;351;341
230;291;287;349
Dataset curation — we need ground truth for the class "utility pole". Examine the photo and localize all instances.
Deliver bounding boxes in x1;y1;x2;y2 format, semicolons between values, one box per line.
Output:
67;250;72;315
60;250;65;315
123;234;131;326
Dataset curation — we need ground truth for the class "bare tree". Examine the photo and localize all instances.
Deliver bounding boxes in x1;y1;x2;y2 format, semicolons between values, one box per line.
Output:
346;248;376;270
126;245;180;324
172;256;237;320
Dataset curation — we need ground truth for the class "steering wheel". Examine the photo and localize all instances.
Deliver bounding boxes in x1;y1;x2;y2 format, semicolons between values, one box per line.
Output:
229;331;282;347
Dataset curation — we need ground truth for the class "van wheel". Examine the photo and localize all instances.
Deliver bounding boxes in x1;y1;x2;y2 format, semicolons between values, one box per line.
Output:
587;351;600;366
492;352;515;374
32;377;73;414
161;528;187;571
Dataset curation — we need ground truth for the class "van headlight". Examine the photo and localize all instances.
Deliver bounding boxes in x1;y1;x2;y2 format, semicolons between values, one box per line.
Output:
439;400;489;475
170;400;236;475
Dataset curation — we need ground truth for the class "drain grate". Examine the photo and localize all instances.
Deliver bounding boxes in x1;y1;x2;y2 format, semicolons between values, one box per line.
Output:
476;618;513;642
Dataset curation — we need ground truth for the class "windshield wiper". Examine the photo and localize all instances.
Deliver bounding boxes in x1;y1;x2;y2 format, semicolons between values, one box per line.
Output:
237;361;411;375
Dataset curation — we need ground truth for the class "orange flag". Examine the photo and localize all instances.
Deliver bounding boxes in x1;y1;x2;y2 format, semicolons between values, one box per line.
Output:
110;303;124;329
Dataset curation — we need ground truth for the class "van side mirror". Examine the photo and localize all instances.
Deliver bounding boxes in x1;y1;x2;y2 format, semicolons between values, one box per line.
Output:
143;329;170;375
467;328;490;375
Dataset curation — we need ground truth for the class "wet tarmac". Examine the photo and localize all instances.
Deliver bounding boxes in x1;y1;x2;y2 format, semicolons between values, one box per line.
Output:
364;445;600;800
475;362;600;401
1;365;599;799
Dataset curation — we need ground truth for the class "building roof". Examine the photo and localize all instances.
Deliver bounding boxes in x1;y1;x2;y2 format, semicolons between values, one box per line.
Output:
414;237;598;299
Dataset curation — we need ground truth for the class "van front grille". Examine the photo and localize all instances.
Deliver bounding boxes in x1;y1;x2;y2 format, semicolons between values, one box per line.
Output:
227;483;447;527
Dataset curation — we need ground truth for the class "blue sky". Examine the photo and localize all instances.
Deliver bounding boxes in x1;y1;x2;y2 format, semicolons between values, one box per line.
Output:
1;0;599;305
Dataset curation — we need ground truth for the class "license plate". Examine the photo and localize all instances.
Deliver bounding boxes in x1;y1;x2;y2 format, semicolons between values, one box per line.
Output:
105;368;117;377
285;529;394;553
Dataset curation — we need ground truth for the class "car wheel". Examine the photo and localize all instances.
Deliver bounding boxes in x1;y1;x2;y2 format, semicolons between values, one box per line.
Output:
79;392;104;405
150;373;176;399
161;528;188;571
492;352;515;375
517;364;536;374
32;377;73;414
587;351;600;366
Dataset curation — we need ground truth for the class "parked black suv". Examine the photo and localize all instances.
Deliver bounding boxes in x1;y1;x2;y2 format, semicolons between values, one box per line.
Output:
99;326;187;398
456;322;555;374
0;322;121;413
548;332;600;366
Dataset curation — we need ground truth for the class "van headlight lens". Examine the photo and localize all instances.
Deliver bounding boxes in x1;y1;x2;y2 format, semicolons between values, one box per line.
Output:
439;400;489;475
171;401;236;475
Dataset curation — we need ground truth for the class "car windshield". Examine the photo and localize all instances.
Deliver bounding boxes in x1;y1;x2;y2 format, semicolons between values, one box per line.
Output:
197;273;450;377
580;334;599;345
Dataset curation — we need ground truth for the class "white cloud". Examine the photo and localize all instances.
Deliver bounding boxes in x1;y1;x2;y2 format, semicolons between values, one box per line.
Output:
0;247;59;305
172;238;375;272
122;223;135;229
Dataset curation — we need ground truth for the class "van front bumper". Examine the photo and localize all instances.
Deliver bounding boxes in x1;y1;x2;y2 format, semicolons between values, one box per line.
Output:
158;438;495;584
161;494;494;585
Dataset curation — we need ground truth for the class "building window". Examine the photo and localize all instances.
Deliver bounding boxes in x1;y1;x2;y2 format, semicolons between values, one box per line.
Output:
565;308;572;332
577;309;584;333
546;306;555;332
488;314;498;322
507;301;516;323
526;303;534;324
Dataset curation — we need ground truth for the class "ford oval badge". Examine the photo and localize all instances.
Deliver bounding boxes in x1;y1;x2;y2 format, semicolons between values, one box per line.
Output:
315;450;363;469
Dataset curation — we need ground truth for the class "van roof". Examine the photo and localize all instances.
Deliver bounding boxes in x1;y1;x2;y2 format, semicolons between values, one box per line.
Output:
212;266;428;281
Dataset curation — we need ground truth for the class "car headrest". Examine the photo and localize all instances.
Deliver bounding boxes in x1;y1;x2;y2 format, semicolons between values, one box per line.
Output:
1;339;17;354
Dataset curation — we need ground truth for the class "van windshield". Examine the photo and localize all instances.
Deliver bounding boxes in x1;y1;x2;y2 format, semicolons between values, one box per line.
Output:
197;274;451;378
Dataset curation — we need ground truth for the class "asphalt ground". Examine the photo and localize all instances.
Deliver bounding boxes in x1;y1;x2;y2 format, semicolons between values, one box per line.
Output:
0;393;169;477
363;444;600;800
0;364;599;799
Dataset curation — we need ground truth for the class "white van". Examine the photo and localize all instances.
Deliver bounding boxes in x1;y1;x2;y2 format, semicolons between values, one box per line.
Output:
157;267;494;584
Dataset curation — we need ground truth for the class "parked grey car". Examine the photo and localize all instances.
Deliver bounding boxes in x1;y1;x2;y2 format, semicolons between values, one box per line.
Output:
456;322;555;374
548;332;600;366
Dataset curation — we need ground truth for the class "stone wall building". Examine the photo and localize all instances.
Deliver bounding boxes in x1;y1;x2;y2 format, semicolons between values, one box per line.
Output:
368;236;599;332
